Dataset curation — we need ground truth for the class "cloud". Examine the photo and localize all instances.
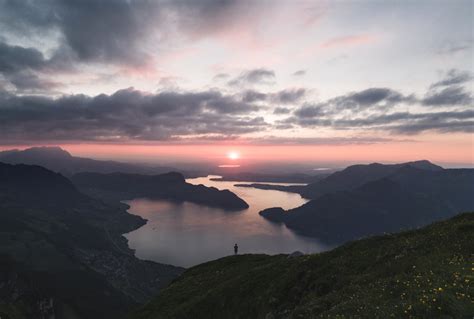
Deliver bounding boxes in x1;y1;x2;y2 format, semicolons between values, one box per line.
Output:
0;0;163;65
272;88;306;104
294;104;325;118
342;88;412;107
0;0;264;67
0;41;60;91
292;69;306;76
422;86;472;107
430;69;472;89
228;68;275;86
292;88;414;116
288;108;474;134
248;136;397;145
437;41;472;55
0;87;267;143
213;73;230;81
6;71;58;91
0;41;46;73
283;82;473;135
242;90;267;103
241;88;306;104
273;107;291;115
319;34;374;49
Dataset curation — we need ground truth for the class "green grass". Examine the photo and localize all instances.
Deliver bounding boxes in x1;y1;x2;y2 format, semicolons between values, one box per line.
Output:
131;212;474;318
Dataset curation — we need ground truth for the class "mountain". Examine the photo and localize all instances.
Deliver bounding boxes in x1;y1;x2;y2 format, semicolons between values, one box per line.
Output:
0;146;176;176
71;171;249;210
299;160;444;199
260;166;474;243
131;212;473;319
210;172;329;183
235;183;306;193
233;160;444;197
0;163;183;319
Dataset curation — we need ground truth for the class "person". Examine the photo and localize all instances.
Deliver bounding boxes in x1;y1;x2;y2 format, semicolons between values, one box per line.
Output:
234;243;238;255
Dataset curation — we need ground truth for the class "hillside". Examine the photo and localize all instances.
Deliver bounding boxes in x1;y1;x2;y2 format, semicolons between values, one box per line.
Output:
233;160;445;197
71;171;249;210
260;166;474;243
131;212;473;319
0;163;183;319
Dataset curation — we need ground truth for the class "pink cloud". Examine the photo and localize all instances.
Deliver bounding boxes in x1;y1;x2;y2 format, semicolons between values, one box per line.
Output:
320;34;376;49
299;34;376;58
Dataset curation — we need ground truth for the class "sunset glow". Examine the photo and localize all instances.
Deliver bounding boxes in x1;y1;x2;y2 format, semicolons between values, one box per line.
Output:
227;151;240;161
0;1;471;167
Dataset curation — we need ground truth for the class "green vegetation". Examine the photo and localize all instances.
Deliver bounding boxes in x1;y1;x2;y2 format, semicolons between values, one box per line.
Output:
132;212;474;318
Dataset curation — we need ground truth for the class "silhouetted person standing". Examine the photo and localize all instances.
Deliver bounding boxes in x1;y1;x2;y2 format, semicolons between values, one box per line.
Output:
234;243;238;255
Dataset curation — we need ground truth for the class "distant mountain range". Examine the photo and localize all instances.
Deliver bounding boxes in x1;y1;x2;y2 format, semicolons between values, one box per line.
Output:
210;172;330;183
0;146;177;176
0;162;184;318
299;160;444;199
131;212;473;318
71;171;249;210
259;161;474;243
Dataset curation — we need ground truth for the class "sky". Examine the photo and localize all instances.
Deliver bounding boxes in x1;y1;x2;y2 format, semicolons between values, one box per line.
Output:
0;0;473;167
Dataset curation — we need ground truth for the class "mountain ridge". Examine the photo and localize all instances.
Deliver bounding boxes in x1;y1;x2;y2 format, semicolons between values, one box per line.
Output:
0;146;176;176
71;171;249;210
259;165;474;243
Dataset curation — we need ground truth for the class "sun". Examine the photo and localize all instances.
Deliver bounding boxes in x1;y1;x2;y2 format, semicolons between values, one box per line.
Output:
227;151;240;160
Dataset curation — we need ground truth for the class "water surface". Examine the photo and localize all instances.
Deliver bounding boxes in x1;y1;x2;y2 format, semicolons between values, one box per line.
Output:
125;175;328;267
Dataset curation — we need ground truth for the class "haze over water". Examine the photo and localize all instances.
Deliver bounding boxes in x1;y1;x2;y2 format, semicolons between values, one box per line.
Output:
125;176;328;267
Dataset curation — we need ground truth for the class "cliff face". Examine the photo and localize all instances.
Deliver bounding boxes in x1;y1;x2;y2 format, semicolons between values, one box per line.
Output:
131;213;474;319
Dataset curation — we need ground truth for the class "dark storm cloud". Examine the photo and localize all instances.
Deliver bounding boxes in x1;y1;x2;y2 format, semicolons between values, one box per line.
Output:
0;0;160;64
169;0;254;37
422;86;472;107
7;71;58;91
54;0;162;63
0;0;248;65
0;88;267;143
0;42;46;73
0;41;59;91
0;0;57;34
228;68;275;86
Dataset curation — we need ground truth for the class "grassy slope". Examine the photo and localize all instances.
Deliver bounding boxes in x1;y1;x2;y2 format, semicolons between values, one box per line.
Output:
132;212;473;319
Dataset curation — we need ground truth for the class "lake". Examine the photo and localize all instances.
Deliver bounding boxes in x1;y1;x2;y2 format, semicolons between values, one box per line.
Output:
124;175;329;267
